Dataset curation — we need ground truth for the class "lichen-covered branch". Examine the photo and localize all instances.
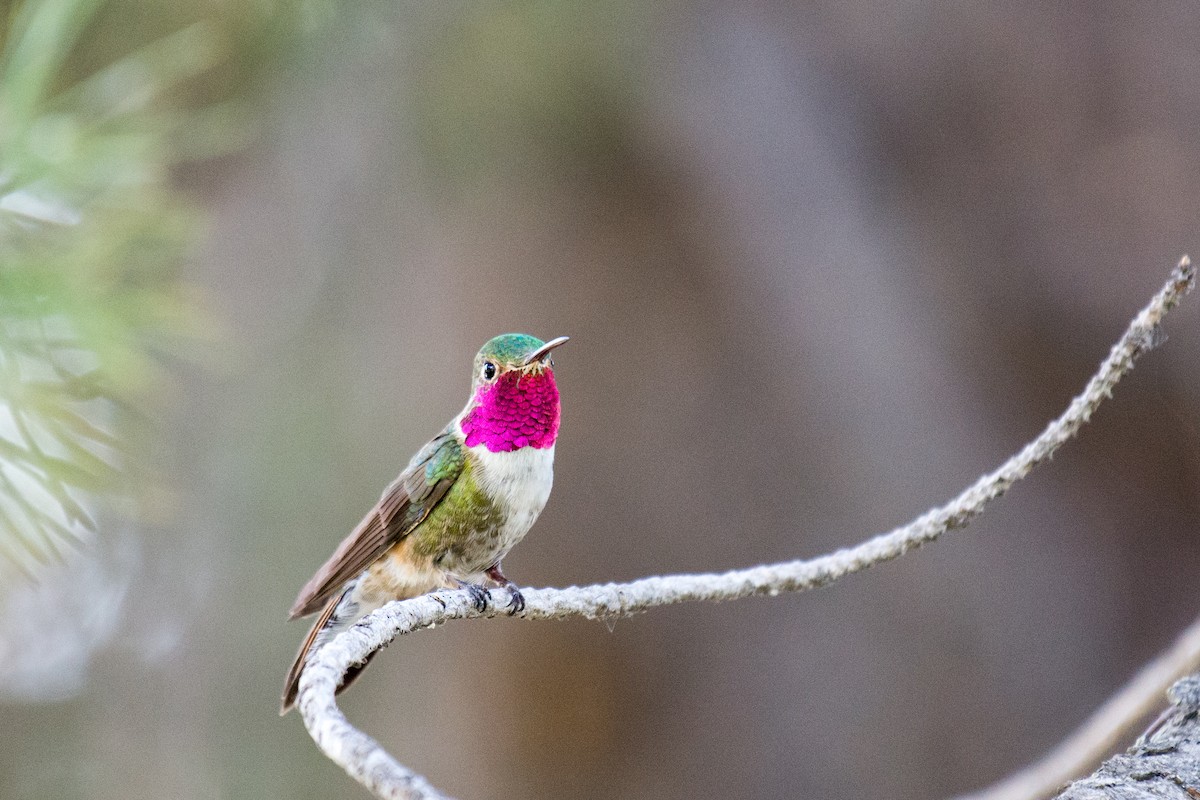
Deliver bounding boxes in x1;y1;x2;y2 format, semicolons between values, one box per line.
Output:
1055;674;1200;799
296;258;1196;800
956;613;1200;800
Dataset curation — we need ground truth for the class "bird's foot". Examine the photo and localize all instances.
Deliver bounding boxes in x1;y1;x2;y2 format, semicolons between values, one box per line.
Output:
503;585;525;615
485;563;525;616
454;579;490;611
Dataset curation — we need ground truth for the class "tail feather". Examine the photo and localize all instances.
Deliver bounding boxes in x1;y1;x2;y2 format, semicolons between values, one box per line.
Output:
281;582;367;715
282;567;438;715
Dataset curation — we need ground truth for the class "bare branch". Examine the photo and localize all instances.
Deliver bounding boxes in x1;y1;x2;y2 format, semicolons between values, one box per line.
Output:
1054;674;1200;799
955;613;1200;800
296;258;1196;800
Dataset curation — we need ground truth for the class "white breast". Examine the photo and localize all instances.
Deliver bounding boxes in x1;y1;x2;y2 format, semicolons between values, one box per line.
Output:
469;444;555;558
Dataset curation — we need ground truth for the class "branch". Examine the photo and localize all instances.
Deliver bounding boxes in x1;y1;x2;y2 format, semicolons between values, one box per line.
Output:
296;258;1196;800
1054;673;1200;799
955;613;1200;800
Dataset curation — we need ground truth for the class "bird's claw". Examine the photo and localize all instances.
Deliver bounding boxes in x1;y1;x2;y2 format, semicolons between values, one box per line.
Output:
462;582;490;611
504;585;525;615
484;564;523;616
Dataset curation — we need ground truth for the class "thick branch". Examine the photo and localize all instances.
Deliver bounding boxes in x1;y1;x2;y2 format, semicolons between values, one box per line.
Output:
297;258;1195;800
956;613;1200;800
1055;674;1200;799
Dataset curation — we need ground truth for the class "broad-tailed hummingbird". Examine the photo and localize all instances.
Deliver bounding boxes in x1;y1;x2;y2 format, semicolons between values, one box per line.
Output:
281;333;568;714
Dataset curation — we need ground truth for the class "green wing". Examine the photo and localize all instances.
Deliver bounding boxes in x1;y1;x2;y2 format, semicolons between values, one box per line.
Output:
289;430;465;618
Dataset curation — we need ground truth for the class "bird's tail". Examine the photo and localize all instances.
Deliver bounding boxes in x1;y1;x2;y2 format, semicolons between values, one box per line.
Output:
280;580;376;715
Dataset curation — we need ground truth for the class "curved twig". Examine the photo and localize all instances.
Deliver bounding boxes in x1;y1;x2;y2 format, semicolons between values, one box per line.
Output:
296;258;1195;800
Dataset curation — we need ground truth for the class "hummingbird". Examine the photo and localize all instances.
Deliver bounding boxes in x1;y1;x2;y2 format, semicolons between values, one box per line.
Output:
281;333;568;714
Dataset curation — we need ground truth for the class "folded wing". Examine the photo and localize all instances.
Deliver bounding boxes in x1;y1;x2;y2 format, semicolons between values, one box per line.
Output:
288;430;464;618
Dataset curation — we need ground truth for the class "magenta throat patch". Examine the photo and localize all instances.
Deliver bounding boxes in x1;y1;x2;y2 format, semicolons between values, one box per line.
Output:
460;370;560;452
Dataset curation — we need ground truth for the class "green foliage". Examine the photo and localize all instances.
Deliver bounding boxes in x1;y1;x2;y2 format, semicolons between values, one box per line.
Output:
0;0;221;577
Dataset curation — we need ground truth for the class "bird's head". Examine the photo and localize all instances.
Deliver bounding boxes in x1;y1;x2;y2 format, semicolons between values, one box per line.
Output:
460;334;568;452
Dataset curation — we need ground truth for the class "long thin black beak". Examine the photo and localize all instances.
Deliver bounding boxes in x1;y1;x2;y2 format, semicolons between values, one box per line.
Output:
524;336;569;365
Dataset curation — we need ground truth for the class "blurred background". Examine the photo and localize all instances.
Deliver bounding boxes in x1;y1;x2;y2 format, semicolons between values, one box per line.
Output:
2;1;1199;798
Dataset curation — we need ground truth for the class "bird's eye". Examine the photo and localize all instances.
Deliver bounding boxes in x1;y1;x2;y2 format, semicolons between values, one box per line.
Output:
482;362;497;381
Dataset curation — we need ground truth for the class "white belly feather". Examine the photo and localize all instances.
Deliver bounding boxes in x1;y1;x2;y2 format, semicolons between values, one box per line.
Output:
469;443;555;559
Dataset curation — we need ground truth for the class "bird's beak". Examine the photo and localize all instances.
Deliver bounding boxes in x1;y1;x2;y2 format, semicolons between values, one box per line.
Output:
524;336;569;365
